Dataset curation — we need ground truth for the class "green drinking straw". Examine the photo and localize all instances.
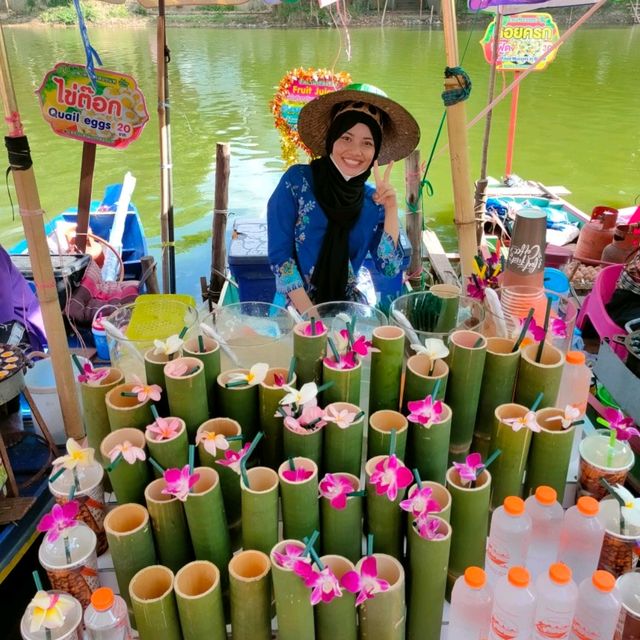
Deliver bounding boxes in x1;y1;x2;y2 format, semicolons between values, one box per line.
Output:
32;570;43;591
315;381;335;394
49;467;65;483
346;490;366;498
302;530;320;556
179;326;188;339
225;379;249;389
309;547;325;570
226;435;244;442
63;536;71;563
288;457;296;471
473;336;484;348
535;297;553;363
327;336;341;363
482;448;502;470
105;453;123;473
276;406;288;418
432;378;442;399
198;334;205;353
366;534;374;557
389;429;397;457
310;317;317;336
239;431;265;490
188;445;195;476
68;485;76;500
149;457;165;475
72;467;79;492
287;356;296;384
412;468;423;489
511;308;534;352
71;354;84;374
120;391;139;398
353;410;365;422
150;404;160;420
346;318;355;347
530;392;544;412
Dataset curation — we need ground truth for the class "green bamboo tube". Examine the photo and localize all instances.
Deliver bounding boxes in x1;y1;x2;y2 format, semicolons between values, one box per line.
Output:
270;540;315;640
411;403;452;484
514;342;564;409
316;555;357;640
404;482;452;558
445;330;487;461
164;357;209;439
407;516;452;640
473;337;521;458
369;326;404;413
144;348;170;414
183;467;232;590
357;554;405;640
105;383;154;431
524;407;575;502
144;477;194;572
183;336;221;417
320;473;362;563
367;410;408;461
365;455;407;559
323;402;364;477
490;403;532;509
278;457;320;544
174;561;227;640
445;466;491;595
216;369;260;441
104;503;157;621
100;427;150;505
129;565;182;640
293;320;327;386
259;367;293;469
145;417;188;476
240;466;279;555
283;423;323;468
401;354;448;414
322;359;362;406
229;550;272;640
430;283;461;333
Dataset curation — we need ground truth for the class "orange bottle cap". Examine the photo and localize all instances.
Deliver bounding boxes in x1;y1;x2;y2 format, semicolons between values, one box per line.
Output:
520;337;533;349
592;570;616;592
464;566;486;589
91;587;114;611
504;496;525;516
549;562;572;584
577;496;599;517
508;566;530;588
535;485;557;505
566;351;586;365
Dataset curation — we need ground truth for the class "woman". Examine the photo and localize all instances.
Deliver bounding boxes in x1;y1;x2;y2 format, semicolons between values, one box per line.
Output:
267;83;420;313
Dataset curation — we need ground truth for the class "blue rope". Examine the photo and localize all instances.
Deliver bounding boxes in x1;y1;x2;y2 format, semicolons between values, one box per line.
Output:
73;0;102;90
442;66;472;106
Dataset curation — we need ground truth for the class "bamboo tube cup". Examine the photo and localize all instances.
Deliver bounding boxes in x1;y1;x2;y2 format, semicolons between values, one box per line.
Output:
259;367;293;469
183;467;231;590
474;337;520;458
323;402;364;477
322;359;362;406
524;407;575;501
316;555;357;640
164;357;209;439
216;369;260;441
283;421;323;468
144;348;170;414
100;427;150;505
240;466;279;555
402;355;448;415
145;417;188;475
183;336;221;417
105;383;154;431
445;330;487;461
270;540;315;640
514;342;564;409
411;403;452;484
144;477;194;572
369;326;404;413
278;457;320;544
174;561;226;640
229;550;272;640
293;320;327;386
367;410;409;462
404;481;452;531
357;554;405;640
129;565;182;640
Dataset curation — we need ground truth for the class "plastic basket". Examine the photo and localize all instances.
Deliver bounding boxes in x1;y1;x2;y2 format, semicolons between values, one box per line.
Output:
126;294;197;341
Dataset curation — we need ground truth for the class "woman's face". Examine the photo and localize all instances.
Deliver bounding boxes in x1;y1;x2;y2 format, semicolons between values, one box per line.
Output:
331;122;376;177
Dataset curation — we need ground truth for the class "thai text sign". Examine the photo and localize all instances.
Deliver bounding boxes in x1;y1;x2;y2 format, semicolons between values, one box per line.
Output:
281;79;341;130
480;13;560;71
37;63;149;149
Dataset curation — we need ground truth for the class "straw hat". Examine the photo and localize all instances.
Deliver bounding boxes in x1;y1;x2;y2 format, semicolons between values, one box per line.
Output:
297;83;421;166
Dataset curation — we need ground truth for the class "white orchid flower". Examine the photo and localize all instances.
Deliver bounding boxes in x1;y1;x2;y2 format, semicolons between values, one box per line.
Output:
548;404;582;429
410;338;449;361
613;484;640;527
153;334;183;356
227;363;269;386
280;382;318;408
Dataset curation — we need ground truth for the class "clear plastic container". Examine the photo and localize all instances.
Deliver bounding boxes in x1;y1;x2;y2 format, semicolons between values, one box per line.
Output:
569;571;620;640
486;496;532;587
525;486;564;579
489;566;537;640
84;587;132;639
555;351;591;416
533;562;578;640
448;566;493;640
556;496;605;585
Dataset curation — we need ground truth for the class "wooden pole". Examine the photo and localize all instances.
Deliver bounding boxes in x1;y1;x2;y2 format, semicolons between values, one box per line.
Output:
75;142;97;254
0;25;84;440
440;0;477;278
504;71;521;177
404;149;423;287
141;255;160;294
209;142;230;305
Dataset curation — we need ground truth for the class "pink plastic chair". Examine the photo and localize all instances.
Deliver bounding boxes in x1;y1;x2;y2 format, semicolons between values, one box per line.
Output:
576;263;626;356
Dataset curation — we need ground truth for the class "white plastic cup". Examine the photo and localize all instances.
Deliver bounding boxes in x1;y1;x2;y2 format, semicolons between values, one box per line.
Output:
489;566;537;640
533;563;578;640
569;570;620;640
448;566;493;640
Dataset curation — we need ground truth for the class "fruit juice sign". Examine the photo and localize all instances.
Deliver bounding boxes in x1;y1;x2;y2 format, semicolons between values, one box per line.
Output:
480;13;560;71
281;79;340;129
36;63;149;149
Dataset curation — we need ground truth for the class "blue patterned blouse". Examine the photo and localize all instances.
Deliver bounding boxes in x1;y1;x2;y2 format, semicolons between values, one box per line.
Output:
267;164;404;303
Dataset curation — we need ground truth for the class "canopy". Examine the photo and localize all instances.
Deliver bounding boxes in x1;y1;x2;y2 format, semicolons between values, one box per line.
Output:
469;0;597;14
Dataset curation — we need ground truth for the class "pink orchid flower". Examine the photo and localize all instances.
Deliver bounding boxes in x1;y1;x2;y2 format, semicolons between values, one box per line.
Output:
272;543;309;569
196;430;231;457
37;501;79;542
369;454;414;501
341;556;390;606
466;276;486;301
162;465;200;502
284;405;327;433
407;394;443;426
319;473;355;510
273;372;286;387
282;466;314;482
323;351;358;371
350;335;379;358
400;484;441;519
108;441;146;465
415;515;446;540
293;561;342;605
164;360;189;377
324;405;358;429
522;316;545;342
216;442;252;475
551;317;568;339
303;320;327;336
452;452;484;485
130;376;162;403
604;408;640;441
146;417;182;441
76;363;110;386
502;411;541;433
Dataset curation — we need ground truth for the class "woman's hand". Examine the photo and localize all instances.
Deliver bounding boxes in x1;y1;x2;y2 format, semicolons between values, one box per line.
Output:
372;160;397;210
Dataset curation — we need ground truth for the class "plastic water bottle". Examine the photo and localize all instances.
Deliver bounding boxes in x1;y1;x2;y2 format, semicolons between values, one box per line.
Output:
485;496;532;587
557;496;605;585
489;566;537;640
448;566;493;640
569;571;621;640
555;351;591;415
525;485;564;579
533;562;578;640
84;587;132;639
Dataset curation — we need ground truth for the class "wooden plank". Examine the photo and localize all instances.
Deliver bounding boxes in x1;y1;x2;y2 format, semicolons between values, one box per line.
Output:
0;497;36;525
422;229;460;286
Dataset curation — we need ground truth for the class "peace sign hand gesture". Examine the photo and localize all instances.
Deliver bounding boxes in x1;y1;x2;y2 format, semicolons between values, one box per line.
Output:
372;160;397;210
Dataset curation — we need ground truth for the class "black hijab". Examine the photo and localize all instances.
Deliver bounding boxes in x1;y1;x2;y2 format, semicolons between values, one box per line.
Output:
309;110;382;304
